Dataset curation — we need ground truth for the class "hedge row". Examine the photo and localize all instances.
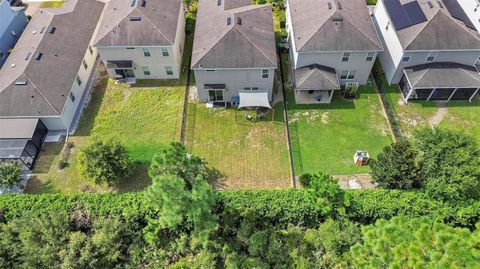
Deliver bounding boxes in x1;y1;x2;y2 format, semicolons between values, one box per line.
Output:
0;189;478;228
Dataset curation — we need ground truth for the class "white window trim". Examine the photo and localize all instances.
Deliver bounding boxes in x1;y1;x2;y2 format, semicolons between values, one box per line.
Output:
142;48;151;57
402;52;412;62
142;66;151;76
165;66;174;75
425;51;438;62
341;52;351;62
261;69;269;79
340;70;356;80
365;51;376;61
161;47;169;57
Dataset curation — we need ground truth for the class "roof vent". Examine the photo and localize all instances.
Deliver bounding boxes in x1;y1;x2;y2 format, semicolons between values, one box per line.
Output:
47;26;56;34
130;16;141;21
336;1;342;9
25;52;31;60
227;17;231;25
427;1;433;8
131;0;136;7
11;64;15;68
34;52;43;60
40;26;46;34
327;2;332;9
15;80;27;85
236;17;242;25
332;16;343;22
140;0;146;7
33;30;37;35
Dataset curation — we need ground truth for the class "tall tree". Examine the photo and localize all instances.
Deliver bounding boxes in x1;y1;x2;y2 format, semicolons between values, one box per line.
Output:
415;128;480;201
350;217;480;268
370;140;420;189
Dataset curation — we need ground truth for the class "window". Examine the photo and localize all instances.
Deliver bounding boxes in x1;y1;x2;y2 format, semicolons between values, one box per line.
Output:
365;51;376;61
426;51;437;62
342;52;350;62
244;87;259;91
165;66;173;75
69;92;76;102
261;69;269;79
76;76;82;86
83;59;88;70
347;70;356;80
402;52;412;62
340;70;356;80
0;51;4;59
161;47;169;57
206;69;216;72
208;90;223;102
88;45;93;55
143;66;151;76
142;48;151;57
126;47;135;50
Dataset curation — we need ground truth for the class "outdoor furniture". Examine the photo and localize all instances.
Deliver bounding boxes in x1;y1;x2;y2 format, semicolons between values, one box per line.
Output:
245;114;254;121
315;95;323;102
256;113;265;120
353;150;370;166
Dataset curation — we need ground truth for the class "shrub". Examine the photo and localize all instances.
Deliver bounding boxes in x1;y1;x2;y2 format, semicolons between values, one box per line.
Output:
415;128;480;202
58;142;74;170
370;140;419;189
78;140;132;186
0;161;23;188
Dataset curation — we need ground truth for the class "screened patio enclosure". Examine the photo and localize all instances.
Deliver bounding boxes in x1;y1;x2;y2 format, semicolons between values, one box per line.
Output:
0;119;48;170
400;63;480;103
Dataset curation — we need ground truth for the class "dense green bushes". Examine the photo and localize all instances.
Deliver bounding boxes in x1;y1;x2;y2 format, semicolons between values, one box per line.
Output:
0;189;478;228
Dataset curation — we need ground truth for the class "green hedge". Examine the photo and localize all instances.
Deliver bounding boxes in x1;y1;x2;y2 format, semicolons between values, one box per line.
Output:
0;189;478;228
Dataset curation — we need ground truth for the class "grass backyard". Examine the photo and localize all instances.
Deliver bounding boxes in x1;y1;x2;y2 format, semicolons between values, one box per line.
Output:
376;63;480;143
185;102;291;190
27;77;185;194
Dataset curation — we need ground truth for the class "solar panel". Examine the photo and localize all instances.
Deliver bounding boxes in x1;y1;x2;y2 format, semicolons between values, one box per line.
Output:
443;0;477;30
384;0;427;30
403;1;427;25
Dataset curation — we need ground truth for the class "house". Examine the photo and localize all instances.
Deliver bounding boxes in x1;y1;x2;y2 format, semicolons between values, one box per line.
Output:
0;0;104;168
94;0;185;81
0;0;28;68
286;0;383;104
373;0;480;102
191;0;277;105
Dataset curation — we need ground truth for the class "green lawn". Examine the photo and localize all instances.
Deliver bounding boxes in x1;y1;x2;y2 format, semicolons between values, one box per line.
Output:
286;80;393;176
27;78;185;194
185;102;291;190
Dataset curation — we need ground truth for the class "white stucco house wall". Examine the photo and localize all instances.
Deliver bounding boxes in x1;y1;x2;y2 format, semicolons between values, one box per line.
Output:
94;0;185;81
0;0;28;68
0;0;105;131
373;0;480;103
191;0;277;105
286;0;383;104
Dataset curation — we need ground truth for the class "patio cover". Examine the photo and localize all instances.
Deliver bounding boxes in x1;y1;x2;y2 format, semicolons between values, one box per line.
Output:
404;62;480;89
106;60;133;69
238;92;271;109
294;64;340;90
0;118;39;139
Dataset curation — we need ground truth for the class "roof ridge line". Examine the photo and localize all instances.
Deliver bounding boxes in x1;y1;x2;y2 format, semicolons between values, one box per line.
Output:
191;24;233;67
233;26;276;67
24;73;61;115
341;12;381;50
137;8;173;44
413;65;430;87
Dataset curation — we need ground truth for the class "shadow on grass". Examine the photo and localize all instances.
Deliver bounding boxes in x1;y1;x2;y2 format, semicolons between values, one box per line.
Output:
75;78;108;137
288;121;304;175
24;176;57;194
206;167;228;190
33;141;65;174
115;163;152;193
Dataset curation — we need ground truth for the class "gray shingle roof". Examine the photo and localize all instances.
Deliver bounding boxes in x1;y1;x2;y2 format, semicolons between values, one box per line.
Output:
386;0;480;50
294;64;339;90
404;62;480;88
94;0;182;47
191;0;277;69
288;0;383;52
0;0;104;117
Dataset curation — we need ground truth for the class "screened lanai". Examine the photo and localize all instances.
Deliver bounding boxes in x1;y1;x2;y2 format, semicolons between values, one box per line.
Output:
0;119;48;170
400;63;480;103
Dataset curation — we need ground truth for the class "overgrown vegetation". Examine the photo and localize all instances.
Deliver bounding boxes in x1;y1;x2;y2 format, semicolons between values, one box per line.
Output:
1;140;479;267
0;161;22;188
